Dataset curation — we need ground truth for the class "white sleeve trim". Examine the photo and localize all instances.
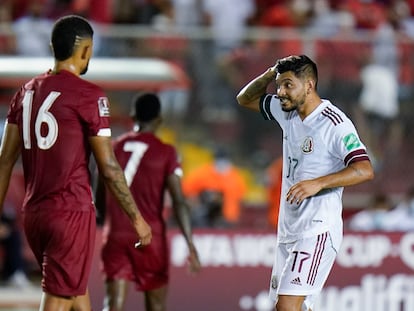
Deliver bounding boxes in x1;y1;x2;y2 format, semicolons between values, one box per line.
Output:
97;128;112;137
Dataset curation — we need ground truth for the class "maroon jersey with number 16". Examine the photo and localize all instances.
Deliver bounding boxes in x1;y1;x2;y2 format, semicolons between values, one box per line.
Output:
7;69;111;212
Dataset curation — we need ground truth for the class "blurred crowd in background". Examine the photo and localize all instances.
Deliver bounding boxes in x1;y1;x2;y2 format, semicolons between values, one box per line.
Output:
2;0;414;287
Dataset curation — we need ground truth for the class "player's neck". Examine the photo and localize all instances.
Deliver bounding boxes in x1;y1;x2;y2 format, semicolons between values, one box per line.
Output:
136;123;156;133
298;95;322;120
52;61;81;76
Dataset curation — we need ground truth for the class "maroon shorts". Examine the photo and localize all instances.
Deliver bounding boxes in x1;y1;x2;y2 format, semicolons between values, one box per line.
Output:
24;209;96;297
101;231;169;291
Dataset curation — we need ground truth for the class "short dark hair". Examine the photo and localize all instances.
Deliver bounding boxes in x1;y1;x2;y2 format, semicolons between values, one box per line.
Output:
51;15;94;61
275;55;318;88
131;93;161;122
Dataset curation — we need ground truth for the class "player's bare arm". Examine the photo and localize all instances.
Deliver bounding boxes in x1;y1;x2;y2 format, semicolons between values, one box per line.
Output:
167;173;201;274
94;176;106;226
286;160;374;205
236;67;276;111
89;136;152;245
0;123;21;210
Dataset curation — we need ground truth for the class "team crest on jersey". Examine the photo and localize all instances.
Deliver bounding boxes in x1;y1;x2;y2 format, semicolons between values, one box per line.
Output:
301;136;314;154
98;97;110;117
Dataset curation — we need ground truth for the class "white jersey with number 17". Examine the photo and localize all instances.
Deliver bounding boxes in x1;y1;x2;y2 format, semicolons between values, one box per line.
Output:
260;95;370;249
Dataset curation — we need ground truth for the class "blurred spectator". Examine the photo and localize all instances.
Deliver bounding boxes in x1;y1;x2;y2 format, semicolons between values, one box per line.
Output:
265;156;282;230
71;0;113;23
171;0;203;30
141;1;190;69
314;7;369;115
112;0;162;24
182;147;247;227
308;0;355;37
193;0;255;120
0;149;32;288
0;3;16;55
356;61;400;170
384;185;414;231
12;1;53;56
112;0;140;24
348;186;414;232
354;3;408;171
201;0;256;58
0;119;32;288
348;193;394;231
0;202;32;288
343;0;387;30
257;0;312;28
151;0;174;30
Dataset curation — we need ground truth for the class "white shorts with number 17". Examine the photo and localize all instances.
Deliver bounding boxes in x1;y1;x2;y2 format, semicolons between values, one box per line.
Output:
268;231;338;310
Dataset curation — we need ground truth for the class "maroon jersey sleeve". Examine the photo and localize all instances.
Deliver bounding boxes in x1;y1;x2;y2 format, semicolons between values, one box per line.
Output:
78;87;111;137
6;87;23;125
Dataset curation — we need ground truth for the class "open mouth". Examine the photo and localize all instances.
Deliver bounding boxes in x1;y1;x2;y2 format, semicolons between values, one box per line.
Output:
280;98;290;105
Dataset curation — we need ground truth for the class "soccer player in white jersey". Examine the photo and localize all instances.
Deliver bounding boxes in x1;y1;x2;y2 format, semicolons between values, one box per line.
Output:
236;55;374;311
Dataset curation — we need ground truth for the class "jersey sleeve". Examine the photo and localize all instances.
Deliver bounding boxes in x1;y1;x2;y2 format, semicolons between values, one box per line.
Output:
6;87;24;125
78;86;111;137
259;94;288;130
166;145;182;178
332;119;370;167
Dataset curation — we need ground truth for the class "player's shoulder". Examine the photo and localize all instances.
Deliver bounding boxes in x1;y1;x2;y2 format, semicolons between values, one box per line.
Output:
318;100;350;127
150;134;177;153
148;135;178;160
78;77;105;96
55;70;104;97
116;132;175;151
22;71;49;90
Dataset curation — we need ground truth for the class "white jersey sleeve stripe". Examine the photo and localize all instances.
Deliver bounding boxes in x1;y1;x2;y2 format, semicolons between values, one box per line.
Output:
97;128;111;137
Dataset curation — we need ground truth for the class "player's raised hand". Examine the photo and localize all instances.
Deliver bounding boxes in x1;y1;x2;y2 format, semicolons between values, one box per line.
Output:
132;216;152;246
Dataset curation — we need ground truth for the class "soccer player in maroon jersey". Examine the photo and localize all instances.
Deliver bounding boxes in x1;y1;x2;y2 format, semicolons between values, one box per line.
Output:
95;93;201;311
0;15;152;311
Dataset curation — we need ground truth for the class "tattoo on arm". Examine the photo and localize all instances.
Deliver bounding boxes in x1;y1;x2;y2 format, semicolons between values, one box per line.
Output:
350;165;363;177
244;79;270;100
241;70;275;101
105;165;139;220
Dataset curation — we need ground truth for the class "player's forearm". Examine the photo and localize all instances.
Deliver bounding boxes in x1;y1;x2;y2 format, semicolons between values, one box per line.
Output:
317;160;374;189
100;163;141;222
236;67;275;108
94;176;106;225
173;202;195;246
0;123;21;211
0;165;13;211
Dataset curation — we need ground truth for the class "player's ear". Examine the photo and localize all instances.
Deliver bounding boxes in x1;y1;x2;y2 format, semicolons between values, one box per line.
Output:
81;45;90;60
79;37;93;60
306;79;315;94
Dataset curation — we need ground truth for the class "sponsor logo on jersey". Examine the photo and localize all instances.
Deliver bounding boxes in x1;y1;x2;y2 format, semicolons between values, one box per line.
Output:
290;277;302;286
98;97;110;117
301;136;313;154
343;133;361;151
